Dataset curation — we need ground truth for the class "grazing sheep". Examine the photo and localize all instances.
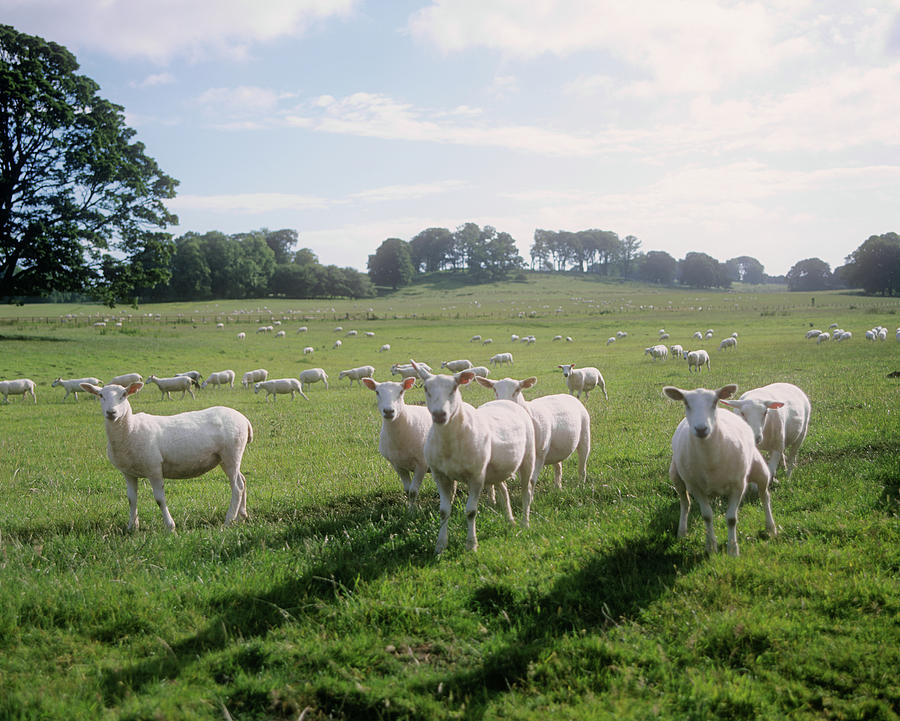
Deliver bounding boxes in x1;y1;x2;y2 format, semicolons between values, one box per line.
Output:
391;363;427;380
718;337;737;351
275;330;286;338
297;326;308;333
52;376;102;401
865;330;876;341
379;344;391;353
339;365;376;387
659;332;670;340
303;346;315;355
469;366;491;378
254;378;308;401
835;330;852;341
176;370;203;385
616;331;628;338
645;345;669;361
552;335;563;341
721;382;811;482
607;336;617;346
146;374;196;400
201;370;235;390
686;350;711;373
0;378;37;404
693;331;703;340
470;335;482;342
441;359;474;372
346;330;358;337
510;334;519;342
216;323;224;329
557;364;607;401
256;325;270;333
565;336;573;342
670;344;684;359
109;373;143;387
334;326;343;332
362;377;432;508
365;331;376;337
80;382;252;532
477;376;590;489
817;332;830;344
489;352;514;367
241;369;268;389
299;367;329;392
237;332;246;341
333;339;343;349
411;362;536;555
806;329;822;339
482;338;493;345
664;384;775;556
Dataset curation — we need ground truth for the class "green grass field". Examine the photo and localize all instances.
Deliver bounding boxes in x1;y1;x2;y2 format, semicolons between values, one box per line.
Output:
1;279;898;720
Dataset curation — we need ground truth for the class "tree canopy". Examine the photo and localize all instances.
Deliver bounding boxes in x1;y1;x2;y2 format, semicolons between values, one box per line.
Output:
0;25;178;305
840;232;900;296
786;257;833;291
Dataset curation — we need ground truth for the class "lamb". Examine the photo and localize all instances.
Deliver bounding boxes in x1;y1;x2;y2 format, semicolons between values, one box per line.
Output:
303;346;315;355
146;374;196;400
52;376;102;401
477;376;590;490
664;384;775;556
80;382;252;532
441;359;473;372
489;352;514;367
254;378;308;401
645;344;668;361
411;361;536;554
721;382;811;482
299;367;329;392
362;377;432;508
379;344;391;353
241;368;268;388
0;378;37;404
718;337;737;351
109;373;143;387
557;364;607;401
686;350;711;373
201;370;235;389
339;365;376;387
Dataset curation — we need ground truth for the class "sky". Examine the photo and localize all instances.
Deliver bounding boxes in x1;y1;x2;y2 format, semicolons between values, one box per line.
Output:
3;0;900;276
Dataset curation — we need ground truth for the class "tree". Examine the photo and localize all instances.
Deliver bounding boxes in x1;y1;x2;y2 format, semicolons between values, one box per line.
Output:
841;232;900;296
0;25;178;304
726;256;765;284
368;237;413;289
263;228;298;265
617;235;642;279
530;230;553;270
169;236;211;300
638;250;677;285
292;247;319;267
410;227;453;273
786;257;833;291
679;252;730;288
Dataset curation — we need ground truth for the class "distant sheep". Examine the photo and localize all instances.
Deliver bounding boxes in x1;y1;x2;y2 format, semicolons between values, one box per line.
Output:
379;344;391;353
254;378;308;401
146;374;196;400
606;337;616;346
176;370;203;385
299;367;329;392
303;346;314;355
469;335;482;342
469;366;490;378
441;359;473;372
237;332;246;341
670;344;684;359
339;365;376;387
201;370;235;389
557;364;607;401
52;376;102;401
297;326;308;333
0;378;37;404
489;352;514;367
645;345;668;361
241;369;268;388
718;337;737;351
817;332;830;344
109;373;143;387
686;350;711;373
333;339;343;349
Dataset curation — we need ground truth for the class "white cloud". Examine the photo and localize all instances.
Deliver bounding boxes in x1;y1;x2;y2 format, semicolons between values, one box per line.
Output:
350;181;466;203
132;72;175;88
169;192;338;214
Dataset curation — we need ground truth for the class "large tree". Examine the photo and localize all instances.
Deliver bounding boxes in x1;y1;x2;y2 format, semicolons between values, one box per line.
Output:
841;232;900;296
368;237;413;289
726;255;765;284
639;250;678;285
679;252;730;288
0;25;178;304
786;257;833;291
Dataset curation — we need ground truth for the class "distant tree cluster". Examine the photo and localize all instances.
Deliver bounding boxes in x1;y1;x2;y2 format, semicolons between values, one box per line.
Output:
143;229;374;301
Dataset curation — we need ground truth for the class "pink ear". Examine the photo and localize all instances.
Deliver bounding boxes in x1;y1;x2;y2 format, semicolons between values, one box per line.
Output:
767;401;785;409
126;382;143;396
362;377;377;391
457;370;475;386
402;376;416;390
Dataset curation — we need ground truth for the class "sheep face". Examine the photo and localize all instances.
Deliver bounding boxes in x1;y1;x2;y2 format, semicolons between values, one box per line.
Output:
558;364;576;377
720;398;784;446
664;385;737;439
476;376;536;402
415;364;474;425
363;377;415;420
81;382;142;422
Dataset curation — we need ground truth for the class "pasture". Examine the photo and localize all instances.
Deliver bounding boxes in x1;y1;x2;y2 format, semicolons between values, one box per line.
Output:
0;279;898;721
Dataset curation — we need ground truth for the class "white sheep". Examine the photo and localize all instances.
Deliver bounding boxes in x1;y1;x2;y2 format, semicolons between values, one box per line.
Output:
303;346;315;355
379;344;391;353
256;325;270;333
441;359;473;372
645;345;668;361
334;326;343;332
237;332;246;341
565;336;573;342
686;350;711;373
216;323;224;329
333;339;343;349
469;334;482;342
365;331;376;337
721;382;811;482
0;378;37;404
299;367;329;392
865;330;876;341
877;328;887;341
718;337;737;351
109;373;143;387
362;377;432;508
552;335;563;341
297;326;308;333
835;330;852;341
659;332;670;340
482;338;493;345
176;370;203;385
510;334;519;342
606;336;616;346
489;352;514;367
806;329;822;339
254;378;308;401
146;374;196;400
693;331;703;340
241;369;268;389
469;366;490;378
52;376;102;401
411;362;536;554
80;382;252;532
664;384;776;556
616;331;628;338
557;364;607;401
346;329;358;337
201;370;235;389
477;376;590;489
275;330;286;338
817;332;830;344
391;363;425;380
339;365;376;387
670;344;684;359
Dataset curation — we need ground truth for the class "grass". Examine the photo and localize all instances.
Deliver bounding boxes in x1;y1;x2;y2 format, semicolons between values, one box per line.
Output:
0;280;898;720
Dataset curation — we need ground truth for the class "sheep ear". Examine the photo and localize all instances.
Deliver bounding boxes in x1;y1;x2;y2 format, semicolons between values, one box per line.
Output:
663;386;684;402
521;377;538;389
717;384;738;400
80;383;101;396
475;376;494;389
410;359;431;380
362;377;377;391
719;399;740;409
126;382;143;396
456;370;475;386
401;376;416;391
765;401;784;410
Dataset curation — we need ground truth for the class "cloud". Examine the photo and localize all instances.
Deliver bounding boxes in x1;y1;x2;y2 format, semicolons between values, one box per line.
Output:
132;72;175;88
1;0;358;62
169;192;338;214
350;180;466;203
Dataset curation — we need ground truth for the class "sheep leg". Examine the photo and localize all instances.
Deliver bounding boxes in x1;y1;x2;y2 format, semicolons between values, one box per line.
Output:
694;492;718;555
725;489;742;557
766;448;782;483
124;474;140;531
434;474;456;555
465;478;485;551
670;461;690;538
599;379;608;400
223;468;246;525
553;461;563;489
494;481;514;523
298;388;309;401
519;453;536;529
576;428;590;484
750;457;777;538
148;476;176;531
187;387;195;400
396;468;414;506
408;464;428;510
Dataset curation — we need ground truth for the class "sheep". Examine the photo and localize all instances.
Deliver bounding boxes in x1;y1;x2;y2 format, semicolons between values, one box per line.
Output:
299;367;329;392
333;339;343;349
659;332;670;340
565;336;573;342
365;331;376;337
469;334;482;342
489;352;514;367
297;326;308;333
0;378;37;404
52;376;102;401
477;376;590;490
645;345;668;361
334;326;343;332
237;332;246;341
379;344;391;353
806;329;822;339
109;373;143;387
275;330;286;338
557;364;607;401
411;361;536;554
718;337;737;351
705;331;714;339
835;330;852;341
552;335;563;341
303;346;315;355
721;382;811;482
339;365;376;387
664;384;775;556
391;363;430;380
175;370;203;385
482;338;493;345
256;325;269;333
817;332;830;344
865;330;876;341
606;336;617;346
241;368;268;388
362;377;432;508
670;344;684;359
469;366;491;378
80;381;252;532
877;328;887;341
345;329;358;337
254;378;308;401
686;350;711;373
146;374;196;400
616;331;628;338
201;370;235;390
441;359;473;372
216;322;224;329
510;334;519;342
